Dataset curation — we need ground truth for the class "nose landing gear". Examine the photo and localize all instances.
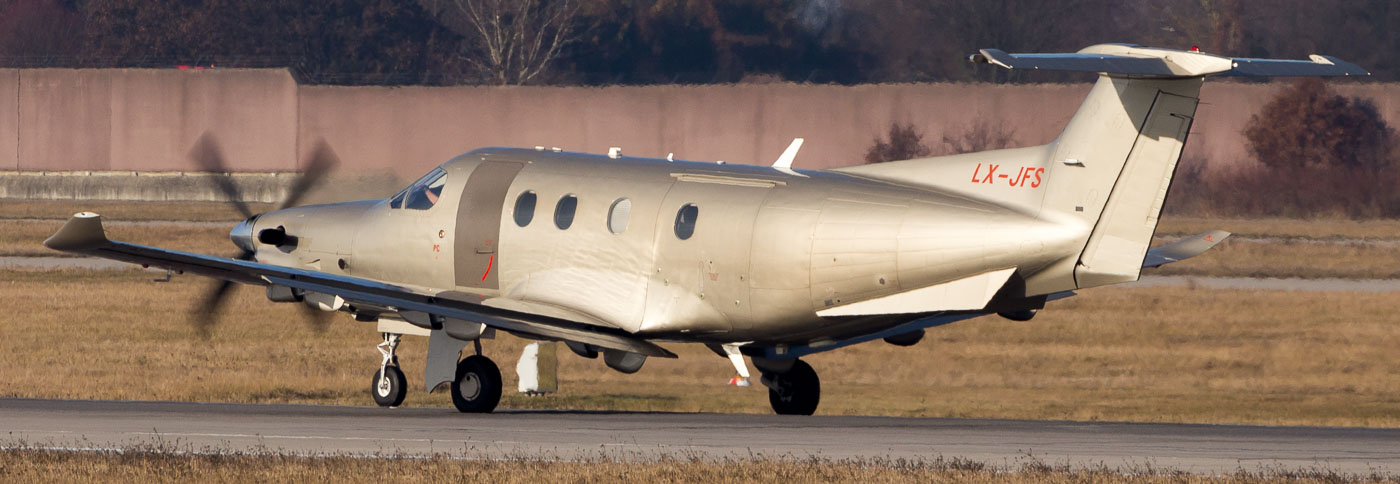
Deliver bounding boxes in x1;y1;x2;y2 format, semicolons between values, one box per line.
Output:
372;333;407;407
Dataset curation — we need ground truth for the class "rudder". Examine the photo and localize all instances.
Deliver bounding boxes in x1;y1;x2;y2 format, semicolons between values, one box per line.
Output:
1071;87;1198;287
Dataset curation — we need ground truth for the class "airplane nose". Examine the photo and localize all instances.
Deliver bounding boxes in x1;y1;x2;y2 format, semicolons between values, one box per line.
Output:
230;215;258;253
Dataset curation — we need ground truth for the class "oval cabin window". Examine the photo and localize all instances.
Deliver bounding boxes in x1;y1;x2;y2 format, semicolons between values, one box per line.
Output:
674;203;698;240
554;194;578;229
607;198;632;234
513;191;537;227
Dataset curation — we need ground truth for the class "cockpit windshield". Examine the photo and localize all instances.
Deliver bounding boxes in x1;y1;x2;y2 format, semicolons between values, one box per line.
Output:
391;167;447;210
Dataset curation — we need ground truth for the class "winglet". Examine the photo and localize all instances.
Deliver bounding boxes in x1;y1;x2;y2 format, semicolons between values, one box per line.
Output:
773;138;803;169
1142;230;1230;268
44;212;110;252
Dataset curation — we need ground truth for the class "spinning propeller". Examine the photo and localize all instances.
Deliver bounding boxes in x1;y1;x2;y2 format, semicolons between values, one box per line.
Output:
188;133;341;336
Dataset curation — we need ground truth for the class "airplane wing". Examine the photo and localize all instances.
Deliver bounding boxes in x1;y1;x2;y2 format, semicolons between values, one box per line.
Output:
43;213;675;358
1142;230;1230;268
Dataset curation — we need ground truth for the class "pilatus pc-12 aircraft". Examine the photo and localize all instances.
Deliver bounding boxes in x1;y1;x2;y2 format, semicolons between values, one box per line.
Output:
47;44;1366;415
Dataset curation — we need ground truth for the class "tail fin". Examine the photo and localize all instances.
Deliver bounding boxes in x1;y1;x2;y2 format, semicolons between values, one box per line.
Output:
979;44;1365;288
837;44;1365;290
1047;75;1201;287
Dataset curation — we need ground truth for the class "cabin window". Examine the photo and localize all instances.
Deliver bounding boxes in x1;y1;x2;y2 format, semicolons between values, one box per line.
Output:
513;191;537;227
607;198;632;234
554;194;578;229
674;203;698;240
397;168;448;210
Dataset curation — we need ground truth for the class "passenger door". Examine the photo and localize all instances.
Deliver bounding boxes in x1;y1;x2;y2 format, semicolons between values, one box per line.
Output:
455;161;525;290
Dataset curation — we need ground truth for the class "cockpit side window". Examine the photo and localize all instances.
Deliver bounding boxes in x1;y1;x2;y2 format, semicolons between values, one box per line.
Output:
389;189;407;209
396;168;448;210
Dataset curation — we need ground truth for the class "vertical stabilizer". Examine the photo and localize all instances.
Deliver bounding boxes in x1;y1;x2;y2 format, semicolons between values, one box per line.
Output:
1045;77;1201;287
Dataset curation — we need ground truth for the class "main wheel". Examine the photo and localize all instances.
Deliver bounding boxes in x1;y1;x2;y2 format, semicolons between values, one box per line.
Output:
451;355;502;413
767;359;820;415
372;365;407;407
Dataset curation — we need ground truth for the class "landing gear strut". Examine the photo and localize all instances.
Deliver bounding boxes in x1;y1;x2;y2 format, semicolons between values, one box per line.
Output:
372;333;407;407
763;359;820;415
451;341;502;413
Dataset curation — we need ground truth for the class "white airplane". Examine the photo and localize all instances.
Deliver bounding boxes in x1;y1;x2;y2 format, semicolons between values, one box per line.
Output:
46;44;1366;415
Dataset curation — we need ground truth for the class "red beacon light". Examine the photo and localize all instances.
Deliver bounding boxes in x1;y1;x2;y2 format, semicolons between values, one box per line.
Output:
1189;46;1201;53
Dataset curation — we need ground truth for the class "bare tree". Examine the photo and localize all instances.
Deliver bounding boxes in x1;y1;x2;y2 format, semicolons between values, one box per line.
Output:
448;0;583;85
940;118;1017;155
865;123;932;164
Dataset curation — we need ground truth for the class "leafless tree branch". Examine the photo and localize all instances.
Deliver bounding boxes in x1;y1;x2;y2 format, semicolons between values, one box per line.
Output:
450;0;582;85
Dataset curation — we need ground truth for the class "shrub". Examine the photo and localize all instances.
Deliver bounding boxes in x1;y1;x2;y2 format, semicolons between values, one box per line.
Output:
864;123;932;164
1245;79;1395;173
940;118;1017;155
1233;79;1400;217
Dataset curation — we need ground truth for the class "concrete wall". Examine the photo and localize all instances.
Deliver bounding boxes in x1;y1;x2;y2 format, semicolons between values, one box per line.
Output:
0;69;17;171
18;69;111;171
0;172;294;202
1192;82;1400;170
6;67;1400;185
296;82;1400;177
14;68;297;172
297;82;1090;175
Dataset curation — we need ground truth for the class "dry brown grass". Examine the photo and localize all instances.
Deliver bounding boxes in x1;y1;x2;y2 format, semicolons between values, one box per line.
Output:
0;446;1390;483
0;220;235;257
2;268;1397;427
0;200;272;222
1157;216;1400;241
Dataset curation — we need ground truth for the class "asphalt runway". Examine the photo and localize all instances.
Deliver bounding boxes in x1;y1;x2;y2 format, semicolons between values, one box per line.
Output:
2;399;1397;475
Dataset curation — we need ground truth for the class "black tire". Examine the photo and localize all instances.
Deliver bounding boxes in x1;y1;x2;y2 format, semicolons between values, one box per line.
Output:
371;365;408;407
767;359;820;415
451;355;502;413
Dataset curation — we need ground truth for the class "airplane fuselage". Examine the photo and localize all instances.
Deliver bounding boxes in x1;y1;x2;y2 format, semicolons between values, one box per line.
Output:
256;148;1083;345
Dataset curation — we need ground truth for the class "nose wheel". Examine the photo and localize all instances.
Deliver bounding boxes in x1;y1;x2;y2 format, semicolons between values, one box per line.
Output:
451;353;502;413
764;359;820;415
372;333;407;407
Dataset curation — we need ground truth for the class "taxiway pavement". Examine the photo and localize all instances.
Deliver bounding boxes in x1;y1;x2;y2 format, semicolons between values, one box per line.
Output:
2;398;1396;475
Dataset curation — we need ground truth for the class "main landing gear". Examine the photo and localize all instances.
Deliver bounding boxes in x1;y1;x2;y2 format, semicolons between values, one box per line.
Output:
370;333;502;413
761;359;821;415
451;341;502;413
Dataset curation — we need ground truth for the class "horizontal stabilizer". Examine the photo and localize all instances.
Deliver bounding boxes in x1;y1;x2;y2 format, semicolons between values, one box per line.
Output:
1142;230;1231;268
972;44;1367;78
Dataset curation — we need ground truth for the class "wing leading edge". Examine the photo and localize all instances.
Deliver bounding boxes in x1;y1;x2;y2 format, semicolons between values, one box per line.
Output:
43;212;675;358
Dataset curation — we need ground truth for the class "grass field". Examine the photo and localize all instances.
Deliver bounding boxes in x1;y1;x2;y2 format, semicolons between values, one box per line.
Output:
7;201;1399;279
1156;216;1400;241
0;220;234;257
0;200;271;222
3;267;1397;427
1151;238;1400;279
3;200;1398;425
2;446;1390;483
